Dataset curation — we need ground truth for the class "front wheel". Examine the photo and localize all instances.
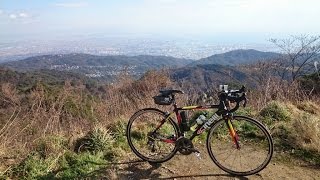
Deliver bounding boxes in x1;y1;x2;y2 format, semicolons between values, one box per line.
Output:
126;108;179;163
206;116;273;176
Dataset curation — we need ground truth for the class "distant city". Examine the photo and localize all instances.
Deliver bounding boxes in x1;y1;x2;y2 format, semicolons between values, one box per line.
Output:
0;35;278;62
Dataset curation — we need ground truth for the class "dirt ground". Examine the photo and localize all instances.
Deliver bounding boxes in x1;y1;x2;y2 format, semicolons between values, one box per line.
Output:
107;145;320;180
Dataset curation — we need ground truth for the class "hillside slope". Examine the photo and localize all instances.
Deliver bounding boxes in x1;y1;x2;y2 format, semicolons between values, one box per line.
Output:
1;53;194;78
189;49;279;66
171;64;253;91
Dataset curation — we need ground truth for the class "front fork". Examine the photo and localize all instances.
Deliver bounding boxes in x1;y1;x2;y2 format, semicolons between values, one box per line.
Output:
225;116;241;149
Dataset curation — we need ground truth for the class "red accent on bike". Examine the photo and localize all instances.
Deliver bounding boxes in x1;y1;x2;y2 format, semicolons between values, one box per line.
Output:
197;127;206;135
228;128;241;149
176;111;182;124
162;139;175;143
234;131;240;149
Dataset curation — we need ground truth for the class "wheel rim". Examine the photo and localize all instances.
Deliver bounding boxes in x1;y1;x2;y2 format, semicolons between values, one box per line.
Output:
207;116;273;175
128;110;178;161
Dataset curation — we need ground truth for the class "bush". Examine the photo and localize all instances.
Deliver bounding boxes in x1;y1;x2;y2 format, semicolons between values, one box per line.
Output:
109;120;129;152
292;113;320;153
10;152;58;179
56;151;107;179
35;135;68;159
269;102;320;165
74;126;117;160
236;107;255;116
260;101;290;122
9;151;110;179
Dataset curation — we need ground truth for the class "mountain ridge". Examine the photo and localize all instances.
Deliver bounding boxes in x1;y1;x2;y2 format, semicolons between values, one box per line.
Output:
170;64;254;92
189;49;280;66
0;49;280;81
1;53;194;78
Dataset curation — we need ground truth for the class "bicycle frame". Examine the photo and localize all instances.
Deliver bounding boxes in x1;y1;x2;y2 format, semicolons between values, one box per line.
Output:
127;88;274;176
175;104;219;138
154;102;239;148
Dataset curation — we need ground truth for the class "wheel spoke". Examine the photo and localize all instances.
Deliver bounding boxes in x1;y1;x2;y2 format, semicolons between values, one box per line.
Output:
207;116;273;176
220;148;236;163
127;109;178;163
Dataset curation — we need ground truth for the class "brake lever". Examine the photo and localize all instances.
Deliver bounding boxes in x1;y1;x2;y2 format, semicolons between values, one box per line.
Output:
240;85;246;93
243;96;247;107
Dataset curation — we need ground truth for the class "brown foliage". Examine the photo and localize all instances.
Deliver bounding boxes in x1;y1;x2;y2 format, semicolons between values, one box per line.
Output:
0;70;178;166
0;68;319;171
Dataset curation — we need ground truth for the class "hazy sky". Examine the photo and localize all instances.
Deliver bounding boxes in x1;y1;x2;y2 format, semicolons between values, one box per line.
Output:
0;0;319;42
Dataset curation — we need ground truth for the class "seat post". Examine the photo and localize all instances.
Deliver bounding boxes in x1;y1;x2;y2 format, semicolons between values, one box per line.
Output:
171;94;176;105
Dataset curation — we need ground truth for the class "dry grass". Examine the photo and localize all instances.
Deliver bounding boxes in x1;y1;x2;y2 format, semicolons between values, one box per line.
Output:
0;69;319;177
94;70;176;123
0;70;180;175
293;114;320;152
285;103;320;152
296;101;320;116
248;78;309;111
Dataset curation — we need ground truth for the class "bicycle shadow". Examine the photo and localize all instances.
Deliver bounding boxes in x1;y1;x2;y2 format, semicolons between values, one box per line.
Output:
159;174;249;180
116;161;163;179
78;159;162;179
40;158;251;179
84;159;250;180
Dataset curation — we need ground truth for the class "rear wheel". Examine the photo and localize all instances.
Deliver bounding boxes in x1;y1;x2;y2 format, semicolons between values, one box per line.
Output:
206;116;273;176
126;108;179;163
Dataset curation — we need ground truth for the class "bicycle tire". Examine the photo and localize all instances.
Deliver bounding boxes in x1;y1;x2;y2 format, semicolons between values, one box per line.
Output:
206;115;273;176
126;108;179;163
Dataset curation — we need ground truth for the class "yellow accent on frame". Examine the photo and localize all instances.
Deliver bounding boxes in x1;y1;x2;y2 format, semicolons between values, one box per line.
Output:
227;119;236;137
181;106;198;110
165;112;176;120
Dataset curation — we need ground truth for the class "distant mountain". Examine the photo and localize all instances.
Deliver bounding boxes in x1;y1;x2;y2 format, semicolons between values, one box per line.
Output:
189;49;280;66
1;53;194;78
170;64;254;91
1;50;282;85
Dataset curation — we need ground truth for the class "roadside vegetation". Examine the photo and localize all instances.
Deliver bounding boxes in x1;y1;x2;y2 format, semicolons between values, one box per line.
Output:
0;35;320;179
0;68;319;179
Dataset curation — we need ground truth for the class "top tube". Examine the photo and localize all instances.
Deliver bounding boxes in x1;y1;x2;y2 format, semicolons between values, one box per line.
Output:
176;104;220;111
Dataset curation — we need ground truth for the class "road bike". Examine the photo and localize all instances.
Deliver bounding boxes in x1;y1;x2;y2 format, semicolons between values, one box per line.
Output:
126;86;273;176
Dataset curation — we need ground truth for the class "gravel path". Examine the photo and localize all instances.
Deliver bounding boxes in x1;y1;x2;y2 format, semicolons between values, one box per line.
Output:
111;145;320;180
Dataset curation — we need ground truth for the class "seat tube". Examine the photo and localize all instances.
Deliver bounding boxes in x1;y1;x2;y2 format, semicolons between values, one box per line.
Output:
174;104;181;124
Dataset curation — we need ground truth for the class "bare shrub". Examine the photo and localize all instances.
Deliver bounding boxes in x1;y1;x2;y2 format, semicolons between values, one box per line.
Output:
0;69;180;171
241;60;312;110
1;83;20;106
94;69;176;125
270;35;320;83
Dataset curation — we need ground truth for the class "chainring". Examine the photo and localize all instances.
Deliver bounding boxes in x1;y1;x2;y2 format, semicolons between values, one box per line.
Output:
176;137;194;155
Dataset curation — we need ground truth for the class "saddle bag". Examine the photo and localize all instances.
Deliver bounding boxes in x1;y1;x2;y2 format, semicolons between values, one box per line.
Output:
153;95;173;105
